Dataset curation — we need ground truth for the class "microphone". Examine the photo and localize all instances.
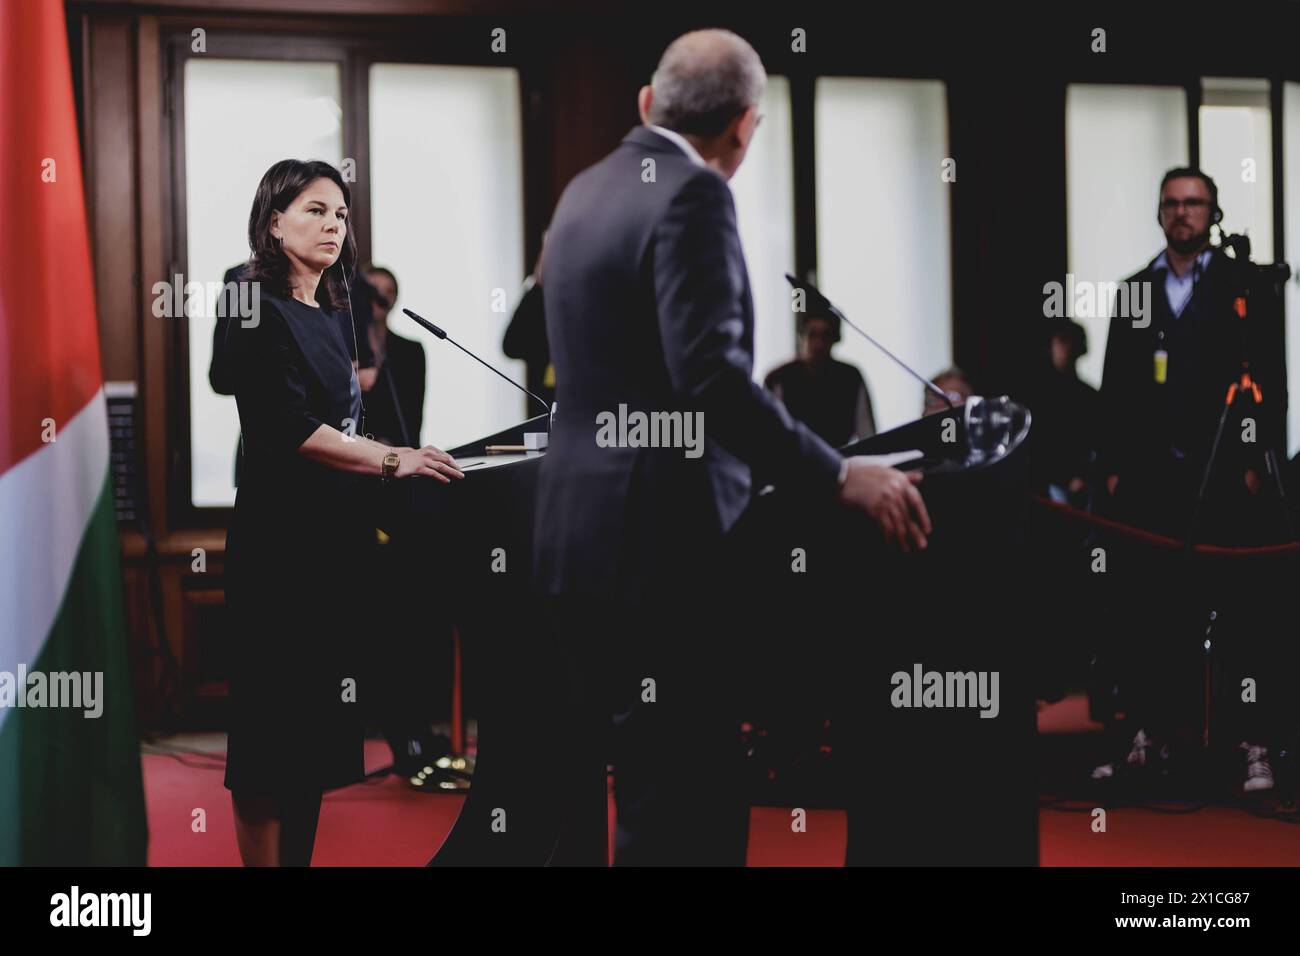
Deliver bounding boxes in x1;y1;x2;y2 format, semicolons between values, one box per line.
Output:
401;308;552;419
784;274;955;412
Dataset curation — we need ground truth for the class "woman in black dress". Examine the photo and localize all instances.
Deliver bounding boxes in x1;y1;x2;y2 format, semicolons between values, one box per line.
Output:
223;159;463;865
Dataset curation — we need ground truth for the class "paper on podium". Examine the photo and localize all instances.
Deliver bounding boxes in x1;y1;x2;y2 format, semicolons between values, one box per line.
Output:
853;450;924;469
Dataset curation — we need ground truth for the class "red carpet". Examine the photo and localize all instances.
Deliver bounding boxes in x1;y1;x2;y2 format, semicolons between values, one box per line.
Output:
143;739;847;866
143;712;1299;865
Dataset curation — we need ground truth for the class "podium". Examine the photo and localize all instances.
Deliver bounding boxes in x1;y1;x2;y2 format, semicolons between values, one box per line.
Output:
394;414;561;865
730;401;1038;865
406;401;1037;865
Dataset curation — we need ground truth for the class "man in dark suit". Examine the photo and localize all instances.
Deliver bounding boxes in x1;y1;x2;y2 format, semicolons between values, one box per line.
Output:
536;28;931;865
1093;167;1285;793
352;263;458;785
359;265;425;447
1097;168;1277;542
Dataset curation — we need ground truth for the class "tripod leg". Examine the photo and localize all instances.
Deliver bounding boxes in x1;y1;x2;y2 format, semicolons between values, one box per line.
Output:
1264;448;1296;539
1185;403;1232;549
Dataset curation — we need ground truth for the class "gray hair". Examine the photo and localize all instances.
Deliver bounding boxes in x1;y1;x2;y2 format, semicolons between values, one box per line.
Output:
647;29;766;138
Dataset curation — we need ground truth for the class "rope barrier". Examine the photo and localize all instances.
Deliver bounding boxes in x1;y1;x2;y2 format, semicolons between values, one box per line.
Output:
1029;495;1300;557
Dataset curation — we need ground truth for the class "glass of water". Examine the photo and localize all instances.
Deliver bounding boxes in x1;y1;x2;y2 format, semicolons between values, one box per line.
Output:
964;395;1013;465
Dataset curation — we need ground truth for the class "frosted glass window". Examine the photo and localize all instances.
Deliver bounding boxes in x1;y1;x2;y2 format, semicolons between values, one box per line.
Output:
1066;84;1188;386
184;58;344;507
1200;79;1273;263
1282;82;1300;456
369;64;524;451
728;76;796;384
815;78;951;432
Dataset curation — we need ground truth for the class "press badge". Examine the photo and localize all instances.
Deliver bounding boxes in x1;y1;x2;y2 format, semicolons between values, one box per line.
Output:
1153;331;1168;385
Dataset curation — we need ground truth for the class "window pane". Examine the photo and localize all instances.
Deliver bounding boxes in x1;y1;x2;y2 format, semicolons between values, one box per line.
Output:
729;75;796;384
815;77;951;432
1066;84;1187;387
369;64;524;450
1200;79;1273;262
184;58;344;508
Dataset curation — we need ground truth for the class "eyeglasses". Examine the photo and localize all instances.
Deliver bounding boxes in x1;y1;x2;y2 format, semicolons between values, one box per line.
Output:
1160;198;1211;213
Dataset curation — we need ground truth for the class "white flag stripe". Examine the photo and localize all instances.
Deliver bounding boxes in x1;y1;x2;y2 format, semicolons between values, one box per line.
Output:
0;388;109;731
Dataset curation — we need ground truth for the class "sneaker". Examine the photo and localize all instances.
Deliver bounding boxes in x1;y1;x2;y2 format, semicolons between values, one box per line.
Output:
1240;741;1275;793
1089;761;1115;780
1091;728;1167;780
1125;728;1171;768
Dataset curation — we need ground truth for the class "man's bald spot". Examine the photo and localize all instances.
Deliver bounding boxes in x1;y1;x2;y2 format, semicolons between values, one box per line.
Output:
655;28;755;82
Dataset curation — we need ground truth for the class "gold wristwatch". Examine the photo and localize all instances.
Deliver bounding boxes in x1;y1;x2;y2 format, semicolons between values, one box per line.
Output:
381;449;400;483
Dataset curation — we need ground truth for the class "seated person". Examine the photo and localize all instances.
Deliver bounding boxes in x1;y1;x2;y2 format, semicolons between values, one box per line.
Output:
923;366;973;417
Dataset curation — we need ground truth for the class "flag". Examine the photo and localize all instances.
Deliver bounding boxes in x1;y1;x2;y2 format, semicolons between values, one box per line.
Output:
0;0;147;865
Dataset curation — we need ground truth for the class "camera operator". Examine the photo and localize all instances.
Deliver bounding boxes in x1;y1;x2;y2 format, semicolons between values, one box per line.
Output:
1096;167;1275;538
1091;167;1286;794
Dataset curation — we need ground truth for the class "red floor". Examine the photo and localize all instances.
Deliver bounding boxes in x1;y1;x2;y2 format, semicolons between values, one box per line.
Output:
144;739;849;866
143;700;1300;865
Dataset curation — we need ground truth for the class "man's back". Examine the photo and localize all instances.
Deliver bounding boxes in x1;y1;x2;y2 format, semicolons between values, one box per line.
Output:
524;29;930;867
543;127;713;421
537;125;841;599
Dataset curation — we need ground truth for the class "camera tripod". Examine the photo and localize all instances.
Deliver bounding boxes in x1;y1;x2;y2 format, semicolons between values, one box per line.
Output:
1180;292;1296;790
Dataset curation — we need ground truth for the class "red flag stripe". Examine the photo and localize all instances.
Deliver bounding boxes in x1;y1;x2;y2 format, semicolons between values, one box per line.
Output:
0;0;107;478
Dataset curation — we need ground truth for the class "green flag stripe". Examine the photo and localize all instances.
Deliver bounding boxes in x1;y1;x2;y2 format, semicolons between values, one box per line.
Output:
0;472;146;865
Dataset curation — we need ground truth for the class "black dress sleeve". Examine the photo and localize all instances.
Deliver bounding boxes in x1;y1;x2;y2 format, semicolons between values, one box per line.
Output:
235;299;326;455
208;264;250;396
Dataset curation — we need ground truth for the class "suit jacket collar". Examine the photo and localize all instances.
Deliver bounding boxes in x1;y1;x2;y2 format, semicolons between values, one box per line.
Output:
621;125;683;154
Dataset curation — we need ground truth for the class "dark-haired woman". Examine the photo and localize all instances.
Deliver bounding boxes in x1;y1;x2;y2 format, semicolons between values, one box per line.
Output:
223;159;463;865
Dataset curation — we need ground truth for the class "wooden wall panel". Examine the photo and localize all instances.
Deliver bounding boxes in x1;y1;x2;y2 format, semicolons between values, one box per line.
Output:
86;19;140;384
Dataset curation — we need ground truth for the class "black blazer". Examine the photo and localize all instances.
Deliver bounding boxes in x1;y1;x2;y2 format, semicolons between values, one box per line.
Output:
535;126;842;600
364;330;425;447
1098;247;1281;482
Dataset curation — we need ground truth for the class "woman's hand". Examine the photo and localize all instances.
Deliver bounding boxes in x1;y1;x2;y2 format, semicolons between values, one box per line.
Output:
395;445;465;483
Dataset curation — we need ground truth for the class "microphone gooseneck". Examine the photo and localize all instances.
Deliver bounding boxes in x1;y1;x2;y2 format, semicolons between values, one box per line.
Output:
402;307;551;418
784;274;955;412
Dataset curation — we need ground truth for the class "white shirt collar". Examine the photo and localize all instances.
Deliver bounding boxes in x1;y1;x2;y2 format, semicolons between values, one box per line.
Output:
646;124;706;167
1153;247;1212;277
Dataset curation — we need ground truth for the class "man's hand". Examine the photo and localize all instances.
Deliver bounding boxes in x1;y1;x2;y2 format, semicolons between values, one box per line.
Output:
1106;474;1120;496
358;367;379;391
837;458;932;552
